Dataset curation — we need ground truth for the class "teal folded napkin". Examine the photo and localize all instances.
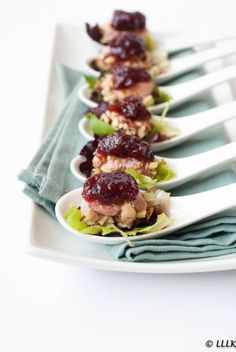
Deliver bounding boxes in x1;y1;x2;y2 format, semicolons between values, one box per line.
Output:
18;62;236;262
111;214;236;262
18;65;87;215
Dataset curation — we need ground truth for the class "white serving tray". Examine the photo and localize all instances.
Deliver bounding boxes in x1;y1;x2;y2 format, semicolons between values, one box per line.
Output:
29;24;236;273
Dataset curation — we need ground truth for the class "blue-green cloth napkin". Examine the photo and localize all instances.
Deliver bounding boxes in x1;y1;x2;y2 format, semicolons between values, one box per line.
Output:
111;214;236;262
18;65;87;215
18;62;236;262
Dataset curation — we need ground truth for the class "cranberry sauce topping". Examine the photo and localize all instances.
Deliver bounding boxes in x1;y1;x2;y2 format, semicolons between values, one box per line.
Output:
112;65;151;89
111;10;146;31
90;59;100;71
87;102;109;117
79;139;99;177
86;23;103;43
109;34;146;61
109;96;151;120
82;171;139;205
96;132;154;161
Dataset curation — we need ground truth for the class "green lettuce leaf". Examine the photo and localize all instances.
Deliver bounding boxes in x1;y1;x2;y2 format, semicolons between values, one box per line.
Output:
80;224;116;236
126;160;175;190
155;159;176;181
126;213;173;236
86;113;116;136
151;115;179;138
126;169;158;190
145;87;171;107
153;86;171;103
65;205;88;231
144;96;155;107
84;75;97;90
145;31;155;51
158;89;171;103
65;205;172;240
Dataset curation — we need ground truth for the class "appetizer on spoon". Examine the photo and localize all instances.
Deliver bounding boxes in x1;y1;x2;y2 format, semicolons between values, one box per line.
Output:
71;134;236;190
71;132;175;186
56;179;236;245
79;96;178;144
56;170;172;245
79;99;236;152
79;63;236;112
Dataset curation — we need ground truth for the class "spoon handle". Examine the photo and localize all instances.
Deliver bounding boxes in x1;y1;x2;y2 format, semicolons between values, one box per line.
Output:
164;32;236;53
171;183;236;221
174;100;236;135
166;64;236;102
176;141;236;179
158;45;236;83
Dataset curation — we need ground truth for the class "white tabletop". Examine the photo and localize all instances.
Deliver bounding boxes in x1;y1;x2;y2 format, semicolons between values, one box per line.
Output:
3;0;236;351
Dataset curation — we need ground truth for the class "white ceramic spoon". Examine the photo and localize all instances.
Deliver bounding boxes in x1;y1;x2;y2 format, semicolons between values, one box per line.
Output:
78;100;236;151
83;45;236;83
78;63;236;113
70;141;236;190
55;182;236;245
163;32;236;53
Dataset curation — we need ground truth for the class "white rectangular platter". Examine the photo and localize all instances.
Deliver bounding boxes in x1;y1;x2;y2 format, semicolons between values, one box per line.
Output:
29;24;236;273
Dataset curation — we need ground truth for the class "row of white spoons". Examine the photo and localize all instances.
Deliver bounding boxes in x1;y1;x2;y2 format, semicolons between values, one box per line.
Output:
55;33;236;244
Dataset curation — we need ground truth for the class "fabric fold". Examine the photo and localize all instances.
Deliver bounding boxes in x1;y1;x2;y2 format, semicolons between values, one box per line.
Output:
18;69;87;213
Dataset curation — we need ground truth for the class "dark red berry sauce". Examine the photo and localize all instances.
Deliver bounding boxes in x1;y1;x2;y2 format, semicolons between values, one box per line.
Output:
82;171;139;205
96;132;154;161
112;65;151;89
111;10;146;31
79;139;99;177
109;96;151;120
109;34;146;61
86;23;103;43
87;102;109;117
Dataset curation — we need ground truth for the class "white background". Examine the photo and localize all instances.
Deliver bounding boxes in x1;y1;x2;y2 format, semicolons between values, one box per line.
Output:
2;0;236;351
